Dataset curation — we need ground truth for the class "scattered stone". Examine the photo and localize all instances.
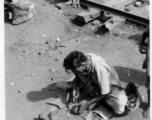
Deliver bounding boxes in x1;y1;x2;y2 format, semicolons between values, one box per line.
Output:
42;34;46;38
31;74;34;77
38;51;45;55
51;78;53;81
130;25;133;28
17;56;22;59
10;83;14;86
134;1;142;7
75;39;80;42
18;90;22;93
23;51;25;53
96;35;100;38
34;59;37;62
124;8;131;12
58;45;66;48
92;20;100;25
55;58;59;61
74;29;78;32
56;37;60;42
45;41;49;45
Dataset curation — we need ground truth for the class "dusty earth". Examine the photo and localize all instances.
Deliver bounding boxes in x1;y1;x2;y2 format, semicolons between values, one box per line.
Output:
5;0;149;120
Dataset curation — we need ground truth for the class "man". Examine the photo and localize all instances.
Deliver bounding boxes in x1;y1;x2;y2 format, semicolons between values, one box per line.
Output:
139;27;150;118
63;51;131;115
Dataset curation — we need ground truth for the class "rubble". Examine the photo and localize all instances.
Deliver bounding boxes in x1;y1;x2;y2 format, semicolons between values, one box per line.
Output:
38;51;45;55
134;1;142;7
42;34;46;38
56;37;60;42
104;16;126;31
10;83;15;86
18;90;22;93
92;20;101;25
17;56;22;59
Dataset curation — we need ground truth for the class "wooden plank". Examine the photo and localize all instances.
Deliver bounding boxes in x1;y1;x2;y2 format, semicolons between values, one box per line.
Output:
76;8;101;23
104;16;126;31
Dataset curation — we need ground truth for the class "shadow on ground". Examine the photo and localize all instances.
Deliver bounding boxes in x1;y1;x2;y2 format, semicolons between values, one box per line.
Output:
128;34;142;45
26;83;60;102
115;66;146;86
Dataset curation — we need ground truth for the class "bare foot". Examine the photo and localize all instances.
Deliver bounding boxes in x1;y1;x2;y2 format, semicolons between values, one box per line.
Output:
142;105;150;118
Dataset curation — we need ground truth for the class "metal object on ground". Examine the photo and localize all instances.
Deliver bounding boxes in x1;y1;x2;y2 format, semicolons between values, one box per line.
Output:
39;108;55;120
81;0;149;26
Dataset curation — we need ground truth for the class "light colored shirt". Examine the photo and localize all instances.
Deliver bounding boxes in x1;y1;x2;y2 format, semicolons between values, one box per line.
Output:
76;53;121;95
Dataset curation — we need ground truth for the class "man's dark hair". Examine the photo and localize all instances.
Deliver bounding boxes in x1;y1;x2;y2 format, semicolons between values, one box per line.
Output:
63;51;87;70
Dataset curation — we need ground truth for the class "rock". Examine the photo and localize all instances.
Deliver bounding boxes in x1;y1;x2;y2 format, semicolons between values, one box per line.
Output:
96;35;100;38
42;34;46;38
124;8;131;12
51;78;53;81
74;29;78;32
75;39;80;42
18;90;22;93
55;58;59;61
38;51;45;55
31;74;34;77
92;20;100;25
17;56;22;59
10;83;14;86
45;41;49;45
134;1;142;7
34;59;37;62
10;28;13;31
130;25;133;28
56;37;60;42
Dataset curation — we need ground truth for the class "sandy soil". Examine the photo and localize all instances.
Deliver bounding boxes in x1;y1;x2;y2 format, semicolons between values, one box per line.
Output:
5;0;149;120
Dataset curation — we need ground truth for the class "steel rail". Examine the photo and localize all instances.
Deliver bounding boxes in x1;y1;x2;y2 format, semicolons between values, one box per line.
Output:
81;0;149;26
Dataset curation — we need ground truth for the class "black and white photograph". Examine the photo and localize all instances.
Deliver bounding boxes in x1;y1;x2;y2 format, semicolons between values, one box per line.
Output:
4;0;150;120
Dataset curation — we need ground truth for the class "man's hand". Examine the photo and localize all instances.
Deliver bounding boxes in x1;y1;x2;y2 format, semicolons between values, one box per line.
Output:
72;100;89;114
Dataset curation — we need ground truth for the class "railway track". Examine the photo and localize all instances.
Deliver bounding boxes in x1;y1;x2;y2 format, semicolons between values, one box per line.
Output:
80;0;149;26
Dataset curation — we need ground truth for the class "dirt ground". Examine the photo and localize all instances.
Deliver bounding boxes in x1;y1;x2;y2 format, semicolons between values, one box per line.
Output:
5;0;149;120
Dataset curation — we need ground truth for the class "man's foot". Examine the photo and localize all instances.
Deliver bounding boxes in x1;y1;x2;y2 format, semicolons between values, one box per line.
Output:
142;105;150;118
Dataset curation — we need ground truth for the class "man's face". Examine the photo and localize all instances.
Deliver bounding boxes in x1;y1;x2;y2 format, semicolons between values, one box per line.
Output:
72;62;88;74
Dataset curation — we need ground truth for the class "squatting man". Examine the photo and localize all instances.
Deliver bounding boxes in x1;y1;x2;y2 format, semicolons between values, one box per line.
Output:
63;51;139;117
